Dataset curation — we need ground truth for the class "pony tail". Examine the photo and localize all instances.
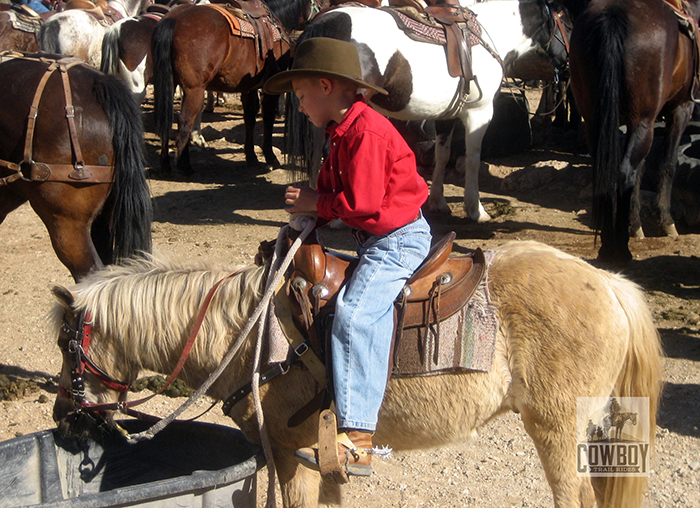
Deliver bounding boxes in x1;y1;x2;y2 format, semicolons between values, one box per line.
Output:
589;7;628;234
593;274;663;508
152;18;176;146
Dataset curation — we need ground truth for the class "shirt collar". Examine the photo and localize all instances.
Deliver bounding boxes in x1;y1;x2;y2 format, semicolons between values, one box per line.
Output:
325;95;367;137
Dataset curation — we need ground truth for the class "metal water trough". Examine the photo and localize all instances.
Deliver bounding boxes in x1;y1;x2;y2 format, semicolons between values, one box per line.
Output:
0;420;264;508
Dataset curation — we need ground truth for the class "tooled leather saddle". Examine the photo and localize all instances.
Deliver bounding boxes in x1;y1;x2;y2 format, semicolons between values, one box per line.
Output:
284;227;486;376
382;0;487;88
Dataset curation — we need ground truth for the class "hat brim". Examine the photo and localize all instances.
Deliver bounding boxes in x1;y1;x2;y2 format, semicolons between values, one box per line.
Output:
263;69;388;96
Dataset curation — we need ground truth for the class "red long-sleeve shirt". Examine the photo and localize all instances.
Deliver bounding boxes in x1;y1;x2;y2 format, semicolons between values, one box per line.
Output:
315;98;429;236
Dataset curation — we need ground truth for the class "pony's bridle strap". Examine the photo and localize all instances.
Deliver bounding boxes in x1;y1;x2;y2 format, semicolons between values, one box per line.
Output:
58;310;131;409
58;270;244;414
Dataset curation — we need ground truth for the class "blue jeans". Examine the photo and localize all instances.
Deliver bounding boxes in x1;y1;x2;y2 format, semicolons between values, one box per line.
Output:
332;214;432;432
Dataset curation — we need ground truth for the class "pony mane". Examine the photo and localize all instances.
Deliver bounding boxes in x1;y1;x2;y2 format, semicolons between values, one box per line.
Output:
50;253;267;374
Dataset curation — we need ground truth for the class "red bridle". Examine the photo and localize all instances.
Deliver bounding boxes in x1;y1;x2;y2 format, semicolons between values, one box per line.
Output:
57;310;131;411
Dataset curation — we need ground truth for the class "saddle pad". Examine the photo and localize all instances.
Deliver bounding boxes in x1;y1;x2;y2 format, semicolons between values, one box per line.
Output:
392;249;497;376
5;10;42;34
206;3;257;39
382;7;482;47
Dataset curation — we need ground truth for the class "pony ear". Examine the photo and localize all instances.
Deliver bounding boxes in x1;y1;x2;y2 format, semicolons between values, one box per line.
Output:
51;286;76;308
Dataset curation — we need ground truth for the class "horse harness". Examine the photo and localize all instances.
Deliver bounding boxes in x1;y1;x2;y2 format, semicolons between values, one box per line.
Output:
666;0;700;102
0;55;115;187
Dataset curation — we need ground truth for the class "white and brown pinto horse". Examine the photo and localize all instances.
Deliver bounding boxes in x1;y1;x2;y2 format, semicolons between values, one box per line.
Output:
285;0;571;221
51;239;661;508
37;0;150;67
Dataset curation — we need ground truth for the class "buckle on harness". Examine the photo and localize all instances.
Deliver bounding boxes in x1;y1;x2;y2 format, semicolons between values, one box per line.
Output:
294;342;309;357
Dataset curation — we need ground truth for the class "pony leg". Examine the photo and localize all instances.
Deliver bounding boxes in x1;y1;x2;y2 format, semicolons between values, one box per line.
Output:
175;87;206;175
273;447;331;508
655;101;693;236
241;89;261;168
261;91;281;169
520;407;597;508
427;119;455;214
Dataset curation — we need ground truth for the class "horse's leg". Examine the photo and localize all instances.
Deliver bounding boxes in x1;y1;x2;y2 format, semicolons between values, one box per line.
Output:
0;190;27;225
175;86;206;175
261;91;281;169
460;107;492;223
600;122;654;261
30;196;104;281
427;119;454;214
190;104;207;148
241;89;261;168
655;101;693;236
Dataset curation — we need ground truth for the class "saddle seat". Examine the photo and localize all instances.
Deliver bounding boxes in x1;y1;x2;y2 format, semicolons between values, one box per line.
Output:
288;228;485;331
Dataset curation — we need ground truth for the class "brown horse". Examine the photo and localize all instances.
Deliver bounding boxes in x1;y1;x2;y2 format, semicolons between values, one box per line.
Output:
0;54;152;281
567;0;700;262
152;0;325;175
51;238;662;507
0;4;48;53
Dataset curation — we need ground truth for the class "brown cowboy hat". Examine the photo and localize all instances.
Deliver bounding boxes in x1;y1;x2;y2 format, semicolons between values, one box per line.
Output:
263;37;388;95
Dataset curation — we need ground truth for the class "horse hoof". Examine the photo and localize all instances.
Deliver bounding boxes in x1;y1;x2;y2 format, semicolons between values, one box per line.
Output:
631;227;645;239
664;224;679;237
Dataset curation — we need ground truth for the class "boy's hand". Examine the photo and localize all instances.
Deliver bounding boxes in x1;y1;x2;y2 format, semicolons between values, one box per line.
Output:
284;186;319;213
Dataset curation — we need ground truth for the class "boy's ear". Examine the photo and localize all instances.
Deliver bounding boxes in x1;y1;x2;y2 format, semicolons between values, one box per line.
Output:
319;77;333;95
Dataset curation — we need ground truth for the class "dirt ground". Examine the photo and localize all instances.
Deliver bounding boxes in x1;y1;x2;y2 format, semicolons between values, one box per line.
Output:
0;89;699;507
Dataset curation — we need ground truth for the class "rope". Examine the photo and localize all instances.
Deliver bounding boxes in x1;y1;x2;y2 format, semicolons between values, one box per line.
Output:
124;216;316;459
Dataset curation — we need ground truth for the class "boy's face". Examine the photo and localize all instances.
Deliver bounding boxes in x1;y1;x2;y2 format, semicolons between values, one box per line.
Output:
293;77;334;128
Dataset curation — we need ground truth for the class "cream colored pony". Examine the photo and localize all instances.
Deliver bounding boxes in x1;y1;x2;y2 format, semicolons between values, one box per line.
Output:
50;240;662;508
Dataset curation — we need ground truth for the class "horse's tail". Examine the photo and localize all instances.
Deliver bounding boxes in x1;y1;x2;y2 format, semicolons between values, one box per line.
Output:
100;19;123;76
283;19;350;181
37;16;61;54
593;273;663;508
93;72;153;263
587;7;628;233
152;17;176;146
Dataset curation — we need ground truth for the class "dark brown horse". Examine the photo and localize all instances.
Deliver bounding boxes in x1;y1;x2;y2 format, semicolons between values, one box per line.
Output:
0;54;152;281
568;0;700;262
152;0;325;175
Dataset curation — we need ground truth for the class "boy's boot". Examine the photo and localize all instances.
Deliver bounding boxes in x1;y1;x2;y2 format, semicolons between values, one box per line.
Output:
295;429;374;477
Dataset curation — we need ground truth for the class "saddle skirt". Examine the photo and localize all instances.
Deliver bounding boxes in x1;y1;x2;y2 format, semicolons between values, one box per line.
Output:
272;229;498;378
3;7;44;33
205;1;288;72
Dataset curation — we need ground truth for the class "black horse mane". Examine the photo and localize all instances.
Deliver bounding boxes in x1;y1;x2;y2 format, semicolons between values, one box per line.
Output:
265;0;311;32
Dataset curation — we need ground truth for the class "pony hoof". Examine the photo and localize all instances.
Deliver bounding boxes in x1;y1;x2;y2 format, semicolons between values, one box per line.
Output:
664;224;679;237
631;227;644;239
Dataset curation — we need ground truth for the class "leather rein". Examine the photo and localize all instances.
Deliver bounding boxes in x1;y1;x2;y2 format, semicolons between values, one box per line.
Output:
0;55;115;187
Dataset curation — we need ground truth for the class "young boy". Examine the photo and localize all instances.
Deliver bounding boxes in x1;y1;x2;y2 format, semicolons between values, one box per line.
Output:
263;37;432;477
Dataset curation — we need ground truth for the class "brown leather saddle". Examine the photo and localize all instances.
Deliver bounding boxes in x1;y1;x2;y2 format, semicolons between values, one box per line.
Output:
285;228;486;376
382;0;484;84
206;0;291;72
